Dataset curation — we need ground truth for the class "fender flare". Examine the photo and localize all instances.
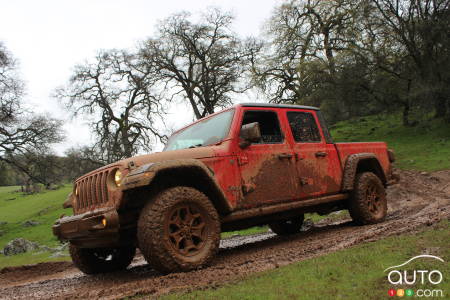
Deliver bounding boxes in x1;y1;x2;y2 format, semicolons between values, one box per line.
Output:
341;153;386;191
121;159;232;214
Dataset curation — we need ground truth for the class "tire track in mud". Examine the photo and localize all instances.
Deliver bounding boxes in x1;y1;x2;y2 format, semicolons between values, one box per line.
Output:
1;169;449;300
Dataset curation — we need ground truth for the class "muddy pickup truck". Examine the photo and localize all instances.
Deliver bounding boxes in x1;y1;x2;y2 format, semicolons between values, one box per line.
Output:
53;103;397;274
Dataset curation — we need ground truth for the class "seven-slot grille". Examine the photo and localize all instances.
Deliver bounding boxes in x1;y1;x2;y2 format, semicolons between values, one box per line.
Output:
75;170;110;211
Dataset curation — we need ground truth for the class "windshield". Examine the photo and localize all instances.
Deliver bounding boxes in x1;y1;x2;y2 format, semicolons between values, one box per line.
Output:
164;109;235;151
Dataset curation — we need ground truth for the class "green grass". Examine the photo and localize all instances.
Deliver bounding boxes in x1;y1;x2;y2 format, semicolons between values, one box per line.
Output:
0;250;70;269
221;226;269;239
331;113;450;171
0;185;72;268
0;185;72;248
162;220;450;300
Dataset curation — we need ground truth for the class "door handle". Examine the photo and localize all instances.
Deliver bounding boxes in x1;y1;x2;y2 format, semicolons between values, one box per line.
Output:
315;151;327;158
278;153;293;160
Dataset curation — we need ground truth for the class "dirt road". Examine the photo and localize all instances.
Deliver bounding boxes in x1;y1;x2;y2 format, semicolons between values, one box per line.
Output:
1;169;449;300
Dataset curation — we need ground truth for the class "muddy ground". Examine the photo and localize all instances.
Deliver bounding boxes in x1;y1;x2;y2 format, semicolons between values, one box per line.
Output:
1;169;449;300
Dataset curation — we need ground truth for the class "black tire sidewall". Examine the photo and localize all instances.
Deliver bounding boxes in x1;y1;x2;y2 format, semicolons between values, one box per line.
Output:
69;244;135;274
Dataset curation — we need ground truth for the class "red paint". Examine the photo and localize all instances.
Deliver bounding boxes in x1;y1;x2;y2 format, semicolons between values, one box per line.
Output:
201;104;393;210
72;104;393;214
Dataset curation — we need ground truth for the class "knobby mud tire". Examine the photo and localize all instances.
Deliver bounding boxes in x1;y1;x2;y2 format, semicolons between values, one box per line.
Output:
69;244;136;275
349;172;387;225
137;186;220;273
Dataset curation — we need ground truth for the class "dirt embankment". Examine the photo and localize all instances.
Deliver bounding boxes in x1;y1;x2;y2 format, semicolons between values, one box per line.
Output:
0;169;449;300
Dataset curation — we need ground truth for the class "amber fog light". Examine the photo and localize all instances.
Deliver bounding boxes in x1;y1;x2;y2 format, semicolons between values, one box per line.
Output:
114;169;123;186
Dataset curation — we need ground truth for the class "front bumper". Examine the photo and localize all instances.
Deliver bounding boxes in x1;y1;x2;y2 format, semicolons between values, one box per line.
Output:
53;207;121;248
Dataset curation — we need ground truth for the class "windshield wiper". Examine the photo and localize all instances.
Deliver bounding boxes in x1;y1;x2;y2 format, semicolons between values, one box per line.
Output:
189;143;203;148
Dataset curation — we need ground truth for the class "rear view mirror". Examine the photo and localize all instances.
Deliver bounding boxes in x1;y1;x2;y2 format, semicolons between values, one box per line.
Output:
239;122;261;148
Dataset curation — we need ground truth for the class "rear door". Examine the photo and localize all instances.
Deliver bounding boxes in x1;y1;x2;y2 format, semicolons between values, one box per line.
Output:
283;110;341;198
237;108;298;208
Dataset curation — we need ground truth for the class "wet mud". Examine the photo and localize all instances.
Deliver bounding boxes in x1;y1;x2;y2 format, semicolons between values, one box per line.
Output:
1;169;449;299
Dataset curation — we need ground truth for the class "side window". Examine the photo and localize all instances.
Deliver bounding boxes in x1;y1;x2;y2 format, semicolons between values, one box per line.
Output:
317;111;333;143
241;110;283;144
287;111;321;143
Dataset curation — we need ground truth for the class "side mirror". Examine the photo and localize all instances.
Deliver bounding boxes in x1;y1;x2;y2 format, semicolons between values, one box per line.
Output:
239;122;261;148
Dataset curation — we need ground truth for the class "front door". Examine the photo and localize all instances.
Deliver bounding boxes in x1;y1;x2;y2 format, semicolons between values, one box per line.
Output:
237;109;298;208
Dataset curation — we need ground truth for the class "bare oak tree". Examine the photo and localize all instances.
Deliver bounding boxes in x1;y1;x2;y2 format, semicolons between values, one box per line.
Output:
252;0;449;124
0;42;24;121
0;42;63;186
140;8;261;119
370;0;450;119
253;0;357;103
56;49;166;163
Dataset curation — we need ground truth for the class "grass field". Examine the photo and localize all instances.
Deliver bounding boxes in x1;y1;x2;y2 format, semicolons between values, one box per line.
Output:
162;220;450;300
0;185;72;268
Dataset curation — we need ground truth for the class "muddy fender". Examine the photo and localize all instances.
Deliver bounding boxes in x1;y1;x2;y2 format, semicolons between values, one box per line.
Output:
121;159;232;214
342;153;386;191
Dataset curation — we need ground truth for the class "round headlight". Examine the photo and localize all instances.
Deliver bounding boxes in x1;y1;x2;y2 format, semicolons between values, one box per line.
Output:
114;170;123;186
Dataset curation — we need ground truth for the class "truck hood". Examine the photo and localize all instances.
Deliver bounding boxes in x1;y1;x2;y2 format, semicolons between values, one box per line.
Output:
120;146;215;168
77;146;215;181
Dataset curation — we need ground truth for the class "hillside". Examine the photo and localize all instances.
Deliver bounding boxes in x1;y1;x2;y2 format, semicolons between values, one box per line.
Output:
331;114;450;171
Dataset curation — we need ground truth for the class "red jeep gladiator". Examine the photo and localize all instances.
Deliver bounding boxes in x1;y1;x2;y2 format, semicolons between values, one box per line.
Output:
53;103;396;274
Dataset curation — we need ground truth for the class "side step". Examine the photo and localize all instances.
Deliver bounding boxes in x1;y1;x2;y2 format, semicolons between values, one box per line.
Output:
221;193;348;223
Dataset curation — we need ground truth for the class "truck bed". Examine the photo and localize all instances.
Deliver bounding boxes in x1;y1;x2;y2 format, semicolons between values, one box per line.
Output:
335;142;390;175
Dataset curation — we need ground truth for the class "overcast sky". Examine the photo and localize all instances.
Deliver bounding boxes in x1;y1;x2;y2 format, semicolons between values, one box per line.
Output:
0;0;279;154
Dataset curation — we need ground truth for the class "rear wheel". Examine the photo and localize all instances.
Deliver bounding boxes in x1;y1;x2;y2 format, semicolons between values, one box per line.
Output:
69;244;135;274
349;172;387;224
138;186;220;273
269;214;304;235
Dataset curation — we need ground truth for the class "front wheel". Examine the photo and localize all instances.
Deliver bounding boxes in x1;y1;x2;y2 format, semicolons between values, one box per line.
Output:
348;172;387;225
269;214;304;235
138;186;220;273
69;244;136;274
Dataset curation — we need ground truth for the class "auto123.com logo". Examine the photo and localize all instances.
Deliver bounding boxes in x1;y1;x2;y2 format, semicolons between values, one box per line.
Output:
385;255;445;297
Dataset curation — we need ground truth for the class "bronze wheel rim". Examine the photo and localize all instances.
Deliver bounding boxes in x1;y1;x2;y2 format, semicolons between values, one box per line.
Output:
366;184;381;214
165;203;208;257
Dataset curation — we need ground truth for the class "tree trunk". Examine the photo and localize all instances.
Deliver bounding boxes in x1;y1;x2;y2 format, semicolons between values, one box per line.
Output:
434;94;448;119
445;99;450;123
323;30;336;76
25;183;32;194
121;126;133;158
402;102;410;126
403;80;412;126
